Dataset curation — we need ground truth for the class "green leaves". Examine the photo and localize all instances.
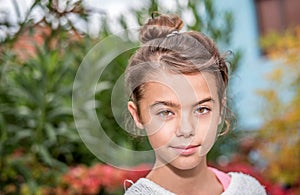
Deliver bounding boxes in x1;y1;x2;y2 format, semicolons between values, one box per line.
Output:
0;27;94;193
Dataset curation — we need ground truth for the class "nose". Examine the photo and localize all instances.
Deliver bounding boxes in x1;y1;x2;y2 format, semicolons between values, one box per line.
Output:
176;112;195;138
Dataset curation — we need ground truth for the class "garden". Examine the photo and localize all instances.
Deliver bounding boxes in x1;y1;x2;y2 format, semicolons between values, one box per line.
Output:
0;0;299;194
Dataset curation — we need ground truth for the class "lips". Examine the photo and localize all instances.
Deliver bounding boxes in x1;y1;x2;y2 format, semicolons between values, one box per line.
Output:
170;145;200;155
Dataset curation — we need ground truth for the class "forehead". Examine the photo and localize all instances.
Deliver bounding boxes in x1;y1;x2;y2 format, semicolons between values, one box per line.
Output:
142;71;218;104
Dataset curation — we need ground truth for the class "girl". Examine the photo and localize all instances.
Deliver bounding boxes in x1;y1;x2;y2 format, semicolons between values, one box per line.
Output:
124;13;266;195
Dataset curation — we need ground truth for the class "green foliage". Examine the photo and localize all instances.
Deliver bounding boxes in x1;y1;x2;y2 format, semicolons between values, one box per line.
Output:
0;37;99;193
0;1;97;192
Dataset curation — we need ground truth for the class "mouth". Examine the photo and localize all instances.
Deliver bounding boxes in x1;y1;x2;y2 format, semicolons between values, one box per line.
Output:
170;145;200;156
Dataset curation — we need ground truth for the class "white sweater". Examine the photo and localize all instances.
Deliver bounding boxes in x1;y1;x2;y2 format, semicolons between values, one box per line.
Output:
124;172;266;195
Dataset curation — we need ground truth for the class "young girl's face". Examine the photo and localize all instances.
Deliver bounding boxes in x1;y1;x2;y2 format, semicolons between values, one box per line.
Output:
128;71;222;170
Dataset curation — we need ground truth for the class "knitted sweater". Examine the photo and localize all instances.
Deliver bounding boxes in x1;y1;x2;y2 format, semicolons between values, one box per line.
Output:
124;172;266;195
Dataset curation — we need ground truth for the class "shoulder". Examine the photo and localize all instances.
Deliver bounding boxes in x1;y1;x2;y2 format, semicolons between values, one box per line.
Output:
222;172;267;195
124;178;176;195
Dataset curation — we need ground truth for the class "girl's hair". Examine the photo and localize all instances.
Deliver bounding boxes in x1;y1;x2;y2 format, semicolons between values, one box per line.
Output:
125;13;233;134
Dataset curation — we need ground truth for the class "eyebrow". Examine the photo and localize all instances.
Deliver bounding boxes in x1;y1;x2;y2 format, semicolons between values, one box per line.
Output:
150;101;180;109
192;97;215;107
150;97;215;109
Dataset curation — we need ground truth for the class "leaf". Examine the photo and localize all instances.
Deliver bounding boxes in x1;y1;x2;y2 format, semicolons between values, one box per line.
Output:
36;144;53;166
45;123;57;143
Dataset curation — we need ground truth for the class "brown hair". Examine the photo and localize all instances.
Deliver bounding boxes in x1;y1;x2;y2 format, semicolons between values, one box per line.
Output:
125;13;232;134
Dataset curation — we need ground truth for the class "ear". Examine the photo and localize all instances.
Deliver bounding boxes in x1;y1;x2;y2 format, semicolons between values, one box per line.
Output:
127;101;144;129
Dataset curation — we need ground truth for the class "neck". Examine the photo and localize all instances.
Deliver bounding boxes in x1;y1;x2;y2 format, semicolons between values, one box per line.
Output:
146;157;222;195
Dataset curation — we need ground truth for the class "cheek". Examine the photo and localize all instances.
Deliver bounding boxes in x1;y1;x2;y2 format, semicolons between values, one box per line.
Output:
145;120;176;149
198;112;220;156
148;134;167;150
196;110;219;132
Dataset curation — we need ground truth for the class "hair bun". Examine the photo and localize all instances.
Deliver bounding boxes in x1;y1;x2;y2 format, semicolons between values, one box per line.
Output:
139;13;184;43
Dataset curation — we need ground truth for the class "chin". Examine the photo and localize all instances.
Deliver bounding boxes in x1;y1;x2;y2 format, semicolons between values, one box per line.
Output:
169;155;204;171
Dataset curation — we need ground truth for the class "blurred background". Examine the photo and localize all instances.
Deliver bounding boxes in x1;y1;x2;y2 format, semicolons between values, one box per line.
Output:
0;0;299;194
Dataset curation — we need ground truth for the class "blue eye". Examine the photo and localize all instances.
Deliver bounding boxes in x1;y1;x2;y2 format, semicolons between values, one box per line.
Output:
194;107;211;115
